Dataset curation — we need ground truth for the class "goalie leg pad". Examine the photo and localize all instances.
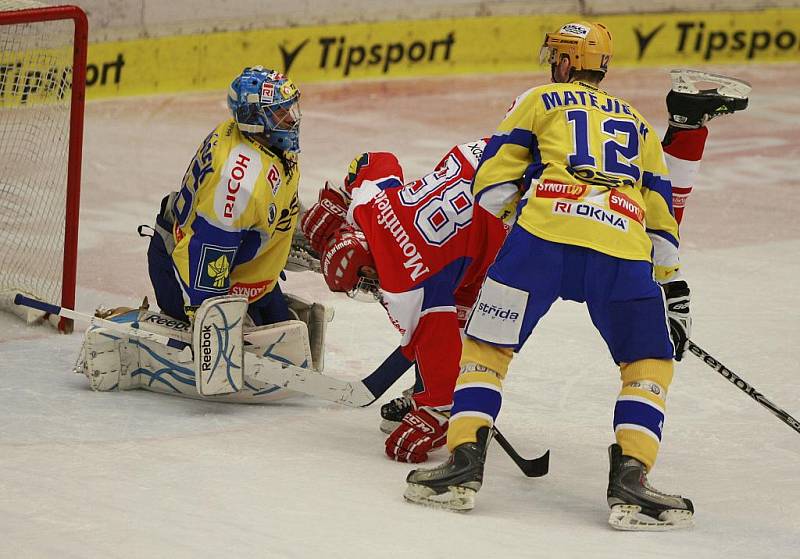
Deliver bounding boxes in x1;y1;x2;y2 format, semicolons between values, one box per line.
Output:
77;307;194;392
77;305;313;402
285;292;334;371
80;329;125;391
193;295;248;396
237;320;317;401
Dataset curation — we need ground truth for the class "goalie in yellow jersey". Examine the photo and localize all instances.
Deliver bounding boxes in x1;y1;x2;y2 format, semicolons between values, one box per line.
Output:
405;22;695;530
145;66;302;326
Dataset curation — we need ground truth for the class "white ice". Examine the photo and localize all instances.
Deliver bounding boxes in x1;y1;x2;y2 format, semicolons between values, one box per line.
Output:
2;66;799;558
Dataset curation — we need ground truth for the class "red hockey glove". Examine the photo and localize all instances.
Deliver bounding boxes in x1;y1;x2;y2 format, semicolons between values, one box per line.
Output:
385;406;448;463
299;182;349;254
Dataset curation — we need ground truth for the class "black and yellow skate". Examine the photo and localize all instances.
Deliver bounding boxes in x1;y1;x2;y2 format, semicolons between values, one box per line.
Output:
404;426;491;511
607;444;694;531
666;69;750;129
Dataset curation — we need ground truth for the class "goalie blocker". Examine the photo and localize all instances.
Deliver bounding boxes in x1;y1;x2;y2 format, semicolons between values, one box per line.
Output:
76;293;332;403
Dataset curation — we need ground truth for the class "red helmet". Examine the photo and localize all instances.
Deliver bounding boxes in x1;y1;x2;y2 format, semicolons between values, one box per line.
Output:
343;151;404;197
321;226;379;299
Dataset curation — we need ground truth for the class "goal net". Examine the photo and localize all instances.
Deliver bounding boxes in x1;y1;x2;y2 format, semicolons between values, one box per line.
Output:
0;1;87;331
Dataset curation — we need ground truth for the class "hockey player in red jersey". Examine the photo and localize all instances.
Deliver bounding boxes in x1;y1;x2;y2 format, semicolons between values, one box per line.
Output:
301;140;508;463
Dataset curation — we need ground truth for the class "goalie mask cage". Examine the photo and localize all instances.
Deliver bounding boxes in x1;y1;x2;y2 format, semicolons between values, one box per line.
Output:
0;2;87;332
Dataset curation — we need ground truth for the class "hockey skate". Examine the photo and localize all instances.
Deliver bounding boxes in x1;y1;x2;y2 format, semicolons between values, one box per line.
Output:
403;426;491;511
379;388;414;434
667;69;750;128
606;444;694;531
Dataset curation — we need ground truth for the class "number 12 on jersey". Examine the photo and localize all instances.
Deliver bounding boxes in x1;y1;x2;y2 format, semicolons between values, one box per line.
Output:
566;109;642;184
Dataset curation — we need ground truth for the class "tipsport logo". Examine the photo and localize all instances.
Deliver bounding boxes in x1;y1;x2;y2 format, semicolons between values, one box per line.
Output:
279;32;456;77
634;20;800;61
0;53;125;104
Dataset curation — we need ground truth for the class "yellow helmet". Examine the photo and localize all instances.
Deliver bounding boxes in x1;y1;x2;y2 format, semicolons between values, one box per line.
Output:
539;22;613;74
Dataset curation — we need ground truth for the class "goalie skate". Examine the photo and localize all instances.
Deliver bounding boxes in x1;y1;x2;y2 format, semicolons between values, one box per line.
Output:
667;69;750;128
606;444;694;531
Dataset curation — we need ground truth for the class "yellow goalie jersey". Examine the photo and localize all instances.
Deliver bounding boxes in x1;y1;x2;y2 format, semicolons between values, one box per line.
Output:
170;119;300;307
474;81;680;282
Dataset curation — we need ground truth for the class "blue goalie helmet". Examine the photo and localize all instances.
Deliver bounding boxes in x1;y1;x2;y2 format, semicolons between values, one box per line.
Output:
227;66;301;153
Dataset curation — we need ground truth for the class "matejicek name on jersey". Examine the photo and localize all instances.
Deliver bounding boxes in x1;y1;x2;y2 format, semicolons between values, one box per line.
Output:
541;89;647;130
373;190;431;282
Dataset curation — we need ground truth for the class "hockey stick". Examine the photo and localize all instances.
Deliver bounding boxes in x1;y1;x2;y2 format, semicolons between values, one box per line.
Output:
245;345;551;475
25;287;550;475
687;340;800;435
14;294;193;360
244;350;377;407
14;290;388;405
493;427;550;477
361;353;551;476
249;353;551;475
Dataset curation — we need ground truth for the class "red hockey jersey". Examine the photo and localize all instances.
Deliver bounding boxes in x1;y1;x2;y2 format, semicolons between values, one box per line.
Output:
347;140;508;408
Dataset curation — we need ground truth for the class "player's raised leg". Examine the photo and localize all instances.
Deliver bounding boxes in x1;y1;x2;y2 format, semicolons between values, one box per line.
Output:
662;69;750;224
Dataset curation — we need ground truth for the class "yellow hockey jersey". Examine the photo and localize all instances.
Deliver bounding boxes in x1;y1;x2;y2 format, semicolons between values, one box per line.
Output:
170;119;300;307
474;81;680;282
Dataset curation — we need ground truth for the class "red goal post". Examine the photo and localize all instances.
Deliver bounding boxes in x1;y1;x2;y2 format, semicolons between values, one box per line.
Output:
0;2;87;332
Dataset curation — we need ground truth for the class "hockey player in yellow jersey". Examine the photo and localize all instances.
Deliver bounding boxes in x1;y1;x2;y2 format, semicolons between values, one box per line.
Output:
146;66;302;326
405;22;695;530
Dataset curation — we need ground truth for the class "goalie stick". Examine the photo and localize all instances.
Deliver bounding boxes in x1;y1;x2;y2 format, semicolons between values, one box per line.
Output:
21;292;550;474
244;351;377;406
687;340;800;435
14;294;193;361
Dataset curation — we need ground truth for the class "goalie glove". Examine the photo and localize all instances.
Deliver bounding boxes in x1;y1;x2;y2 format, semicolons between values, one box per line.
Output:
663;280;691;361
385;405;448;463
300;182;349;255
285;227;321;273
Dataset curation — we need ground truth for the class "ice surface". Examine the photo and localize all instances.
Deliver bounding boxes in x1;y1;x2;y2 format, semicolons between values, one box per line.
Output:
1;65;799;558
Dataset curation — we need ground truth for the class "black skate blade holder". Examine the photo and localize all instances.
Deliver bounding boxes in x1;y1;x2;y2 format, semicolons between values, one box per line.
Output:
492;427;550;477
669;69;751;100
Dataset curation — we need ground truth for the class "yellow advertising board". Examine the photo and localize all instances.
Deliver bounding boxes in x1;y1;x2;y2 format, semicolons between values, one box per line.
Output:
2;9;798;102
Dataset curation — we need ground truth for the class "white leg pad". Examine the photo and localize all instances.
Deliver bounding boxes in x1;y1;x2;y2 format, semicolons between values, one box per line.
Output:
81;329;125;391
76;307;316;403
285;292;334;371
193;295;248;396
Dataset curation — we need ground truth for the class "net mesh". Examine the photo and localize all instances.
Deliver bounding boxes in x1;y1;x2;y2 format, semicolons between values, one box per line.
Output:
0;1;75;320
